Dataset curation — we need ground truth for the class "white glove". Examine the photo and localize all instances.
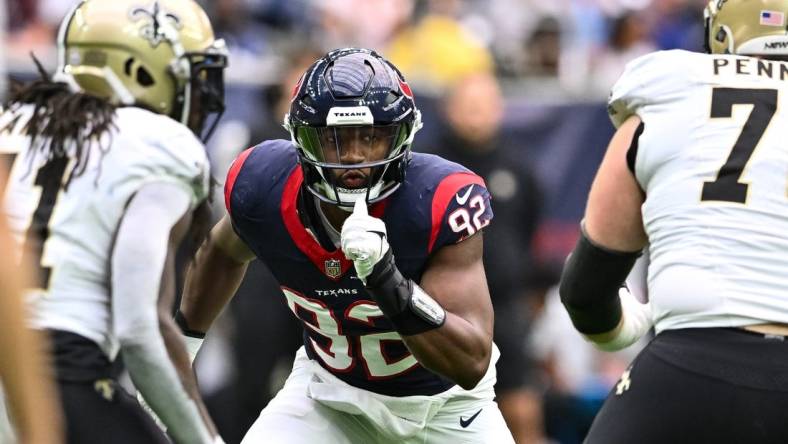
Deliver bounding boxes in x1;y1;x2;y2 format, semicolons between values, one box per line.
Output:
136;392;225;444
341;199;390;284
587;287;653;352
183;335;204;365
135;334;203;431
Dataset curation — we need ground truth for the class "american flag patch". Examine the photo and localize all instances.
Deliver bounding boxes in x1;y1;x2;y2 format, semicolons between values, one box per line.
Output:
761;10;785;26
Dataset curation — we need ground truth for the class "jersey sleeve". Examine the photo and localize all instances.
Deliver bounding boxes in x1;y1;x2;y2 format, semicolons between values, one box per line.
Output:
223;140;299;225
223;146;256;219
152;131;211;208
428;173;493;253
608;50;692;128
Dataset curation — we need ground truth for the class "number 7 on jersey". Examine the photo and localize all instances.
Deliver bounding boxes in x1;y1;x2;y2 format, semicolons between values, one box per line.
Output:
701;88;778;204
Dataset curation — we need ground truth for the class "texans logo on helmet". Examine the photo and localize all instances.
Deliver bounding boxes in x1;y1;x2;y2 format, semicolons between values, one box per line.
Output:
398;78;414;99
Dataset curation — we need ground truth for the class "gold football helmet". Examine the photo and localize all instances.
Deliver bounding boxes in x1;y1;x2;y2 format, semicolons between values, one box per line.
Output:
57;0;228;139
705;0;788;55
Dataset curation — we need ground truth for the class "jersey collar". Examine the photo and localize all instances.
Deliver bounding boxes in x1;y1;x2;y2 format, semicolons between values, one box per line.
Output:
281;166;387;280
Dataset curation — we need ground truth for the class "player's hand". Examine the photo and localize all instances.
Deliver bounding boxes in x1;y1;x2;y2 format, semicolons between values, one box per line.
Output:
587;287;653;352
341;198;390;284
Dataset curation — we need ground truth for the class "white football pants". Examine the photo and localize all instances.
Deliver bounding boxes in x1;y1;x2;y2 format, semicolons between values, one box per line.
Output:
242;346;515;444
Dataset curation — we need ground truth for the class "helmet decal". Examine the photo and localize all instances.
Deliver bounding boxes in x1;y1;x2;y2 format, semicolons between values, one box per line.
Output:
290;73;304;103
760;10;786;27
398;78;414;99
130;1;183;48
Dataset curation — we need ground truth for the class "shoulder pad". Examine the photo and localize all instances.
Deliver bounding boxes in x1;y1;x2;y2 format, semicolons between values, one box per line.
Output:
608;50;696;128
115;108;210;206
224;139;297;219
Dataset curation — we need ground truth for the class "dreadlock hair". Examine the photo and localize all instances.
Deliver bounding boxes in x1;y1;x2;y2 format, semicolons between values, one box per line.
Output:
4;55;117;185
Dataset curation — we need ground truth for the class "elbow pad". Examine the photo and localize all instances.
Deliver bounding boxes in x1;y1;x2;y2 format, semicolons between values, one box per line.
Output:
559;228;641;335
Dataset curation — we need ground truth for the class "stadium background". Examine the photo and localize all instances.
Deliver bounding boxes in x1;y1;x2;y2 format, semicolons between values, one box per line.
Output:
1;0;706;442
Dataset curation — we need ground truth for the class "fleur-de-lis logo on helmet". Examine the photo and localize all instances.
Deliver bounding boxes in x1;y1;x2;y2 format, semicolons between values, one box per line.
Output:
130;1;182;47
59;0;227;141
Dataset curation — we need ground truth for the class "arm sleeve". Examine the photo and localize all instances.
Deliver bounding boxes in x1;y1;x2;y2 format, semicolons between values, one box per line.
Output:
111;182;212;444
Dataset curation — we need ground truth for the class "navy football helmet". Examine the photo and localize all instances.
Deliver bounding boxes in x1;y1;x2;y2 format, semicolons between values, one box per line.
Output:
285;48;422;208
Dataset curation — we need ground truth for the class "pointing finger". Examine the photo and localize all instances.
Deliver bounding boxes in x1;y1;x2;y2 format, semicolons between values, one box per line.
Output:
353;197;368;217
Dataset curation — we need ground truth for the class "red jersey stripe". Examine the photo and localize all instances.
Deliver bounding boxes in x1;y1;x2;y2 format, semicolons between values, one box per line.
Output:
224;147;256;215
428;173;486;253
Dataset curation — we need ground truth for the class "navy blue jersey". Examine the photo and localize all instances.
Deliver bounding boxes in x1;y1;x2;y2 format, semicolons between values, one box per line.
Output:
224;139;493;397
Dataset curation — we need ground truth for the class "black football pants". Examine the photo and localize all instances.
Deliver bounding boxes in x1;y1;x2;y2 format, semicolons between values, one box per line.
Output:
59;378;169;444
585;327;788;444
49;330;170;444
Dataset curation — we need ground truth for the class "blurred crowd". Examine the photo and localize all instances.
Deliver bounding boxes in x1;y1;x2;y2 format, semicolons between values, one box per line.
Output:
5;0;707;99
1;1;705;443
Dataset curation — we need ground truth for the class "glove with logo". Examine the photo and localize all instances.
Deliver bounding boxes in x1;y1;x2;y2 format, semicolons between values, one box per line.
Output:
341;198;390;284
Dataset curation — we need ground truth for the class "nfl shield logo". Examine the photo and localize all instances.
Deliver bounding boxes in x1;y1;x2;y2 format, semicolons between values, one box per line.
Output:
324;259;342;278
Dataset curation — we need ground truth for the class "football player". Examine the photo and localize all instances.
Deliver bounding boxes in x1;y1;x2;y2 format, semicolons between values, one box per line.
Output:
0;168;63;444
560;1;788;442
177;48;516;443
1;1;226;443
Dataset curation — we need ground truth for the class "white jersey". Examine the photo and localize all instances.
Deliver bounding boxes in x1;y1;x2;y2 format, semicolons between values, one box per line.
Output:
609;50;788;333
1;106;210;359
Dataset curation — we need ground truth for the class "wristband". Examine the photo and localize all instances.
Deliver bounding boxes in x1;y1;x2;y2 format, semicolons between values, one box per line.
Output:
365;249;446;335
174;309;206;363
175;309;206;339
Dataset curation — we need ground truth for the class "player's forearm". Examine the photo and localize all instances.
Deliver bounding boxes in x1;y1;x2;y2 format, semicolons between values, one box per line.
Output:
0;211;63;443
114;245;214;444
363;250;491;389
159;314;217;436
116;280;214;443
560;228;651;351
122;335;214;444
401;315;491;390
180;237;249;333
112;183;214;443
0;299;63;444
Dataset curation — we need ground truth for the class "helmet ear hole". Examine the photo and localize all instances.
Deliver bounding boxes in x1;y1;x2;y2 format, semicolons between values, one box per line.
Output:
124;57;134;76
715;27;727;44
136;66;155;87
